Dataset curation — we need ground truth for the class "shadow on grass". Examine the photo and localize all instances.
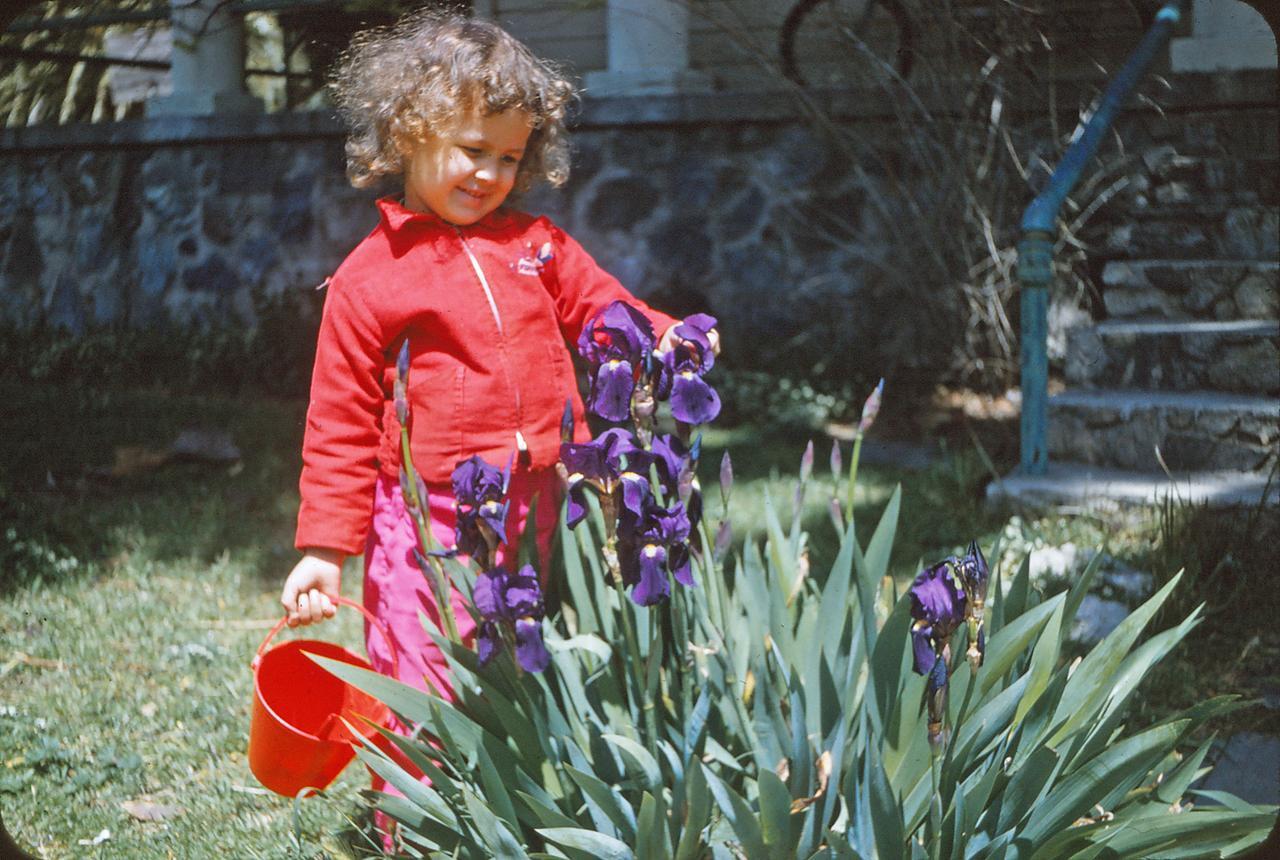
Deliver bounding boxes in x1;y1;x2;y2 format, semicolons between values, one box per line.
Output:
0;379;1020;600
0;379;307;595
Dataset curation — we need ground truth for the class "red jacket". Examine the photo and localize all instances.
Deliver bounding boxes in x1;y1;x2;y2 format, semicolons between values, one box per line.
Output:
295;197;678;555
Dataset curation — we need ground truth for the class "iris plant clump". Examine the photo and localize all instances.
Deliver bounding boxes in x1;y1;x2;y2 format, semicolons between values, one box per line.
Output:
319;335;1273;859
563;302;718;608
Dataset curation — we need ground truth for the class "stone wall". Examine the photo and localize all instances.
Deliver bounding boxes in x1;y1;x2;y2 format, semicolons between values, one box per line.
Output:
1;74;1274;387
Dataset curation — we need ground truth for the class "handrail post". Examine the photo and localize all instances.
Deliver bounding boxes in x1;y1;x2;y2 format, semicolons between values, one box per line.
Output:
1016;2;1183;475
1017;233;1054;475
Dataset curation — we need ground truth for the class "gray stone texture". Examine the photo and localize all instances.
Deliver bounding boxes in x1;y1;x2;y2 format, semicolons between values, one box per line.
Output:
1065;320;1280;394
1101;261;1279;321
0;73;1275;408
0;120;888;343
1048;391;1279;472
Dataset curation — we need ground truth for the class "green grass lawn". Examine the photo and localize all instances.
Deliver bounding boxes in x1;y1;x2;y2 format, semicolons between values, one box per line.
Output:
2;382;1276;857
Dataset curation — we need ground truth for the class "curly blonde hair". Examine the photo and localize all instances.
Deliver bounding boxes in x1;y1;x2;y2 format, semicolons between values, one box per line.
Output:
330;9;576;194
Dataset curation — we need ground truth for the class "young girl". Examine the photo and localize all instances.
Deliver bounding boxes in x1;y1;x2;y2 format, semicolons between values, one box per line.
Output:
279;6;711;779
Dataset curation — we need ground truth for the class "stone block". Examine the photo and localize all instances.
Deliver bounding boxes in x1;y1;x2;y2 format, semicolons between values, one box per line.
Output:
1050;391;1279;472
1064;326;1106;386
1235;272;1279;318
585;175;661;231
716;184;767;245
1221;205;1280;258
1104;261;1278;321
1154;181;1194;205
182;254;241;294
1207;340;1280;392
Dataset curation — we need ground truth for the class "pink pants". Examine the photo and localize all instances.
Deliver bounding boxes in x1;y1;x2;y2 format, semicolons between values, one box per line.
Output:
361;468;559;806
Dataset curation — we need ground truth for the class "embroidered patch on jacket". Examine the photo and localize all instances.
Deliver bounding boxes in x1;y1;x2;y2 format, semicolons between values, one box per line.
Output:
513;241;554;276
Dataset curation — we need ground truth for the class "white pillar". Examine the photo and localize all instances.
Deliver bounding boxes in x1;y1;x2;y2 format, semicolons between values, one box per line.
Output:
148;0;260;116
1170;0;1277;72
585;0;710;96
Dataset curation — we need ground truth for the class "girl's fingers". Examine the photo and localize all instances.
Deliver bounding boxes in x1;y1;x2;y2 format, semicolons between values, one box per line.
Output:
314;589;336;619
296;591;313;625
282;586;298;625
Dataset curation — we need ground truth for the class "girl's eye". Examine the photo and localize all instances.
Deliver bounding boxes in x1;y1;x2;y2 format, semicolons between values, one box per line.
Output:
501;155;520;165
460;146;482;157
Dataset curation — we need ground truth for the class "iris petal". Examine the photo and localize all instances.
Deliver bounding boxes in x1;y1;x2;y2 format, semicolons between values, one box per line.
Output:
591;361;636;422
909;562;966;628
911;623;937;676
514;618;550;673
479;500;509;547
560;442;608;481
670;544;694;587
504;576;542;618
565;481;589;529
477;621;500;666
620;473;651;519
670;373;722;425
630;545;670;606
451;455;506;506
473;571;504;619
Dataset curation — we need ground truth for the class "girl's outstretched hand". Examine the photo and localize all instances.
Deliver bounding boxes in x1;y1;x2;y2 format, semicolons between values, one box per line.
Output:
658;324;721;357
281;548;343;627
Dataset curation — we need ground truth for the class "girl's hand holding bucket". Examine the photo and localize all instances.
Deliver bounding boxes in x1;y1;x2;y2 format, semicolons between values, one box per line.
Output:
281;547;343;627
249;595;399;797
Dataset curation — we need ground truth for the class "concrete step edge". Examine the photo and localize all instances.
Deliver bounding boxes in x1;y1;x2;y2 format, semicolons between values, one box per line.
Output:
1102;259;1280;272
987;462;1280;508
1086;320;1279;336
1050;388;1280;414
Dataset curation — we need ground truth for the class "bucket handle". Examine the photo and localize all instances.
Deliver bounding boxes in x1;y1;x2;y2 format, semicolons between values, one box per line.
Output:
253;596;399;681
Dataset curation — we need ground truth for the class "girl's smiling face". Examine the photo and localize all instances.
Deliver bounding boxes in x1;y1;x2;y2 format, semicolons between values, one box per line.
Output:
404;108;532;225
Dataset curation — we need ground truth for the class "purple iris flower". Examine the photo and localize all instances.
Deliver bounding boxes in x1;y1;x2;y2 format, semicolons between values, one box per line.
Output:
655;314;721;425
452;455;511;564
578;301;656;422
560;427;639;528
472;565;550;672
620;500;693;606
650;433;703;529
909;560;967;677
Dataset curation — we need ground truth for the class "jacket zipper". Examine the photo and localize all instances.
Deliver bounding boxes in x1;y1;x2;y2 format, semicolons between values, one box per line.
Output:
456;229;529;455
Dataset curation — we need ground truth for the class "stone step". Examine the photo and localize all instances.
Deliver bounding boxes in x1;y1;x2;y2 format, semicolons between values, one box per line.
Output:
1138;150;1279;207
987;461;1280;509
1065;320;1280;395
1101;260;1278;321
1096;203;1277;260
1047;389;1279;473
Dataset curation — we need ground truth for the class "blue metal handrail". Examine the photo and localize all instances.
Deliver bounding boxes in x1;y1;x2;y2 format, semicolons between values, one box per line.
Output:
1016;2;1183;475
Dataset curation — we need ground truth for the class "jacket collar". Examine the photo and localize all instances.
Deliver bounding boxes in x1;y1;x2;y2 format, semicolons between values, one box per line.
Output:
376;196;516;234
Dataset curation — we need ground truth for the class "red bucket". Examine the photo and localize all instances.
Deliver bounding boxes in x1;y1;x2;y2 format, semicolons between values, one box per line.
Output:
248;596;398;797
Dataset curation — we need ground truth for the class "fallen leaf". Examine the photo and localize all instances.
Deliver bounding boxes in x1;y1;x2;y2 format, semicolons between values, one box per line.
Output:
123;799;181;822
78;828;111;846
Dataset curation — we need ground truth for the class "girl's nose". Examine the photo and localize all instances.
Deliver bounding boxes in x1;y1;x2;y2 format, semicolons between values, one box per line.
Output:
473;160;496;184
